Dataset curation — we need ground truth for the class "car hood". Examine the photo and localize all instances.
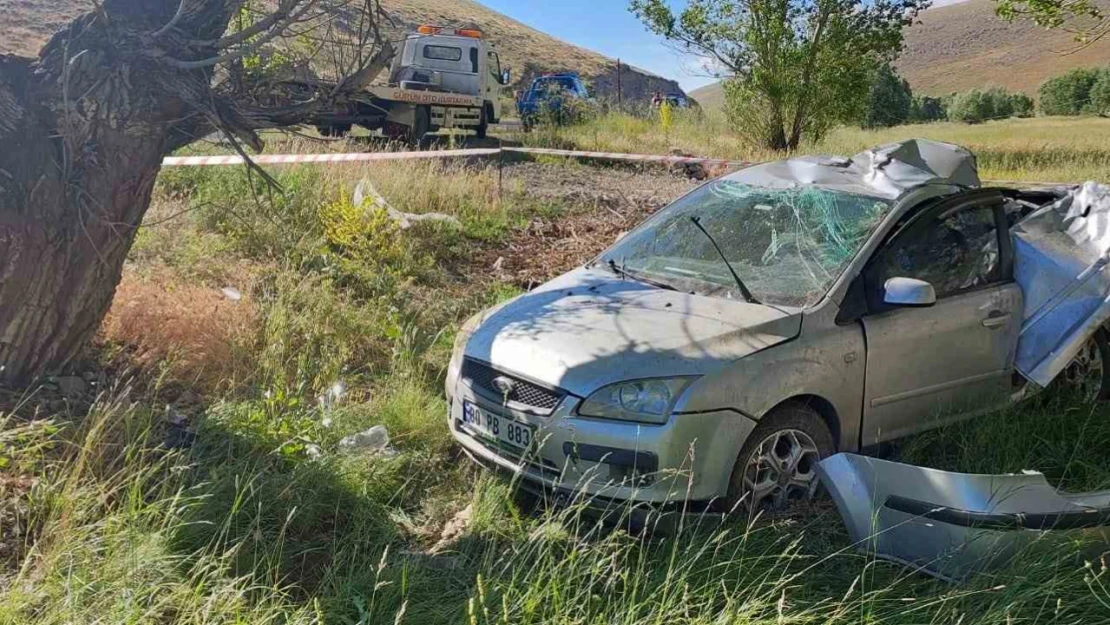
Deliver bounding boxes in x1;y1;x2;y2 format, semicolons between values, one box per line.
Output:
463;267;802;397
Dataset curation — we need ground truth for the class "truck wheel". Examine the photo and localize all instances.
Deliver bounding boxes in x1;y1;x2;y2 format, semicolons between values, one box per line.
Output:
317;124;350;138
722;402;834;515
1051;329;1110;402
476;105;490;139
409;106;430;147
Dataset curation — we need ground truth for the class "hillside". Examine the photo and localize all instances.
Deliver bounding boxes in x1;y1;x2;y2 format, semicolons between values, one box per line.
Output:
686;0;1110;110
898;0;1110;96
0;0;683;102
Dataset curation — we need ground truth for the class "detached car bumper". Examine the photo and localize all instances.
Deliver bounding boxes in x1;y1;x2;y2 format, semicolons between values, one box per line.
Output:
446;371;753;505
817;453;1110;582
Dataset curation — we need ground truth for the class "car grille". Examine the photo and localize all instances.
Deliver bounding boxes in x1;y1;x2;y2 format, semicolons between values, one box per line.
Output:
467;432;562;480
461;359;565;413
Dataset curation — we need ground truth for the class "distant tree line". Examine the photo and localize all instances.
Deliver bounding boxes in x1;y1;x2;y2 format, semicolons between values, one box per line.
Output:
1039;67;1110;116
862;63;1110;127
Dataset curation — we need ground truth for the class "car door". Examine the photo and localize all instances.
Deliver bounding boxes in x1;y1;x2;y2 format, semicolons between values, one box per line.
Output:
860;191;1022;445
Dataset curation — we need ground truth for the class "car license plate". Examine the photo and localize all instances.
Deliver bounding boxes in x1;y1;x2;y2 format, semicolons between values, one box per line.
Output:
461;401;535;449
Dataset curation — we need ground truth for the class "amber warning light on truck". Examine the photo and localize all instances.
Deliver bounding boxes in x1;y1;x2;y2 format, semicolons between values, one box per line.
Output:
416;25;483;38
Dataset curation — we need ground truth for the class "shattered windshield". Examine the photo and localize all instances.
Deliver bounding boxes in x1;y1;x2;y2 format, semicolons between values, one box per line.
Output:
601;182;892;307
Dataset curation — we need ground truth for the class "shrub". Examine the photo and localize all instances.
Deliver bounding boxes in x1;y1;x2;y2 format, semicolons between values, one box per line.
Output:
908;95;947;123
862;64;913;128
947;86;1029;124
1090;68;1110;116
1010;92;1035;117
1038;67;1100;115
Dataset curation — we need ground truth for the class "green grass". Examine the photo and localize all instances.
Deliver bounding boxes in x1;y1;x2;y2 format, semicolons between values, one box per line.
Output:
517;111;1110;184
4;123;1110;624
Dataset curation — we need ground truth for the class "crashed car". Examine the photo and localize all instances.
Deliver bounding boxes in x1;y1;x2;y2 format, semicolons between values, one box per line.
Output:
445;139;1109;510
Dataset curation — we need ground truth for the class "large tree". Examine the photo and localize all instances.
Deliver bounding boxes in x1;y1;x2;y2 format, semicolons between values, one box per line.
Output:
630;0;927;149
862;63;913;128
0;0;392;384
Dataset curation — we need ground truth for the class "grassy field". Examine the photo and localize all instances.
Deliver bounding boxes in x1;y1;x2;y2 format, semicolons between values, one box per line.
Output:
518;111;1110;184
3;118;1110;624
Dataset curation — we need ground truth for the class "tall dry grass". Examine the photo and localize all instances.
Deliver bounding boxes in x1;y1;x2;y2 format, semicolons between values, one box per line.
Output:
100;267;257;394
520;111;1110;183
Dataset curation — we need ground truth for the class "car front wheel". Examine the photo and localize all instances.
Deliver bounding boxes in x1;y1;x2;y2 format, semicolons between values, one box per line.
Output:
723;402;834;514
1055;329;1110;402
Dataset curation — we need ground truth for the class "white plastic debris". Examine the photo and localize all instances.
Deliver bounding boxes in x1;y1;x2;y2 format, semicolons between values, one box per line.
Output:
353;179;461;230
338;425;391;453
317;380;347;413
221;286;242;301
305;443;323;460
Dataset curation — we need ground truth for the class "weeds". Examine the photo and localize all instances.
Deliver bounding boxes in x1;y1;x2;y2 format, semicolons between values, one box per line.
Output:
4;120;1110;624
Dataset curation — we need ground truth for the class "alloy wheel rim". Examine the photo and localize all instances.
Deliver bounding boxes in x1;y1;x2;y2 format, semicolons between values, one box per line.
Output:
1063;338;1105;402
740;428;821;511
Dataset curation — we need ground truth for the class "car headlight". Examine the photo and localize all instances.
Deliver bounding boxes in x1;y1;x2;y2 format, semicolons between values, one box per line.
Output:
578;377;695;424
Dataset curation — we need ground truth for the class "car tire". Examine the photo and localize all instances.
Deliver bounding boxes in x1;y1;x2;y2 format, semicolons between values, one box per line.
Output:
1050;328;1110;402
722;402;834;515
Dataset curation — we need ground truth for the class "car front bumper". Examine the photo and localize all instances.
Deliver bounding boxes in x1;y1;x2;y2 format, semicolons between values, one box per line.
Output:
447;375;755;505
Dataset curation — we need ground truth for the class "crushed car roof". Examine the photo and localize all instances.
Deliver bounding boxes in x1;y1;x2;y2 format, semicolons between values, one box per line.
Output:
725;138;982;199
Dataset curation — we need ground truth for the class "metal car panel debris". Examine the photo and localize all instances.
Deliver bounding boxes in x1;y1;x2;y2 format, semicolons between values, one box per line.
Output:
816;453;1110;582
727;138;979;199
1012;182;1110;386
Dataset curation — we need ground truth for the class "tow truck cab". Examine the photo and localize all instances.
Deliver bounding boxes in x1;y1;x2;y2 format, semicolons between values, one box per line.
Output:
387;25;511;127
308;25;511;142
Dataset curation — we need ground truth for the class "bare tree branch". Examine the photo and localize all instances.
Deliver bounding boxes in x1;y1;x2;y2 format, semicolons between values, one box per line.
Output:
152;0;189;38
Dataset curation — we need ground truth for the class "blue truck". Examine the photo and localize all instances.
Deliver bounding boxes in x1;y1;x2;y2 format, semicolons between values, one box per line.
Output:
516;73;591;130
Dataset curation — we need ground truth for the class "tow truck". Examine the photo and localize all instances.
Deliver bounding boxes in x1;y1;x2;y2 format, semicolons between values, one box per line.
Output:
307;25;512;143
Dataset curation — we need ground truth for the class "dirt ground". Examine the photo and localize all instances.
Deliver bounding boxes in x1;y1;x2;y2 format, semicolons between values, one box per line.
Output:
476;161;700;289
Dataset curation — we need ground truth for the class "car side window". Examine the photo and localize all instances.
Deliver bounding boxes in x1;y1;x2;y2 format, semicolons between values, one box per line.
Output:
872;204;1002;300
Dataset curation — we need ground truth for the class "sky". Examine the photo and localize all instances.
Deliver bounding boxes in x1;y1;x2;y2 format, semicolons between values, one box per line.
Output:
478;0;719;93
477;0;968;94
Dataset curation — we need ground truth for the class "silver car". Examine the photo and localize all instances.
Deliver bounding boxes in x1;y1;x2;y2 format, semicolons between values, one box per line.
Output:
445;140;1107;511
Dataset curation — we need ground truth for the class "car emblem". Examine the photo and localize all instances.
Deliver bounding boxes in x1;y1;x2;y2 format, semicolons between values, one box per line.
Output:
492;376;515;396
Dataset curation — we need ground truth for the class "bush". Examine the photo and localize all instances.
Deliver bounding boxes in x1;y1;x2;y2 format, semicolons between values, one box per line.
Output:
862;64;913;128
947;86;1030;124
1010;92;1035;117
1090;68;1110;116
908;95;947;123
1038;67;1100;115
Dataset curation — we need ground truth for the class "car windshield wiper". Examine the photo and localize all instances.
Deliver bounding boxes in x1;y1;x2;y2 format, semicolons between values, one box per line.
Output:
689;216;760;304
604;258;679;292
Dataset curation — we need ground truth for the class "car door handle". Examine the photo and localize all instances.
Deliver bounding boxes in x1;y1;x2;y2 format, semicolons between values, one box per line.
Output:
982;311;1011;329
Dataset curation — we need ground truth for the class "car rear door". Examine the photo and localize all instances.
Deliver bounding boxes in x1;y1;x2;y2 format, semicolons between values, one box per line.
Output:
859;190;1022;445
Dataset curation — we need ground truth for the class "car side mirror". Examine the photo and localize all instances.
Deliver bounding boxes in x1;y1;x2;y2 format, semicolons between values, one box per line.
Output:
883;277;937;307
501;69;512;85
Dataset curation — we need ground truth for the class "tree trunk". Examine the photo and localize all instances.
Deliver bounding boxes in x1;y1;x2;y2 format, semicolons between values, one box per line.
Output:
0;49;185;384
787;8;830;151
0;0;390;385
